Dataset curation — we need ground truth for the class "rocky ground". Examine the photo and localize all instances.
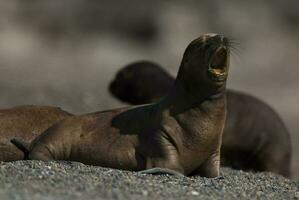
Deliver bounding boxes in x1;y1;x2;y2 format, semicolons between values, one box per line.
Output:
0;161;298;200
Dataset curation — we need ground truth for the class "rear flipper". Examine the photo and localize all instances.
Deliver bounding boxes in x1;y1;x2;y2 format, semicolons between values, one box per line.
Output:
138;167;185;177
10;138;30;160
11;138;54;161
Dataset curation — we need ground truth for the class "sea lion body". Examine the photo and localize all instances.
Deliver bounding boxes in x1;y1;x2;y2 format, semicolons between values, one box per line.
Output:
223;91;291;176
28;97;225;176
14;33;230;177
0;105;72;161
109;61;291;177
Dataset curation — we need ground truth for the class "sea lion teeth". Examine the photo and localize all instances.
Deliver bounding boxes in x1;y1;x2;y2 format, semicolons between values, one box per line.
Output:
211;69;225;75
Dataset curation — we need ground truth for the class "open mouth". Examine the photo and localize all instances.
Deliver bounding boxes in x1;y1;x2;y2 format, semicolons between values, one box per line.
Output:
208;46;228;82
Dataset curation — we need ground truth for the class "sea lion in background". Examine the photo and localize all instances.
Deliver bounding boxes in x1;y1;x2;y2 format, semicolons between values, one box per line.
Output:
0;106;73;161
109;62;173;105
109;61;291;177
12;33;230;177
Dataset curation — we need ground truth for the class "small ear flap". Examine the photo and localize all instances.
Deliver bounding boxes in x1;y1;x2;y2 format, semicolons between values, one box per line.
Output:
10;138;30;160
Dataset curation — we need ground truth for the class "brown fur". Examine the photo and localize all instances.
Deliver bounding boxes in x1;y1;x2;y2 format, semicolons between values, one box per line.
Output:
13;33;230;177
0;105;73;161
109;62;291;177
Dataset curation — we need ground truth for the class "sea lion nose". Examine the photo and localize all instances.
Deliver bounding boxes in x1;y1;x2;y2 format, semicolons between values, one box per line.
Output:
211;34;228;46
203;33;226;44
219;35;229;46
205;33;218;38
219;35;225;42
203;33;217;41
213;34;225;42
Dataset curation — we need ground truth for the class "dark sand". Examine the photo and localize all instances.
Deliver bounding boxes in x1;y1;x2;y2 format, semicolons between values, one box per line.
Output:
0;161;298;200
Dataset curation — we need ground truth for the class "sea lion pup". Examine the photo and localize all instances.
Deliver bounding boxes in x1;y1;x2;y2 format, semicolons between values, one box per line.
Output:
12;33;230;177
109;62;291;177
0;105;73;161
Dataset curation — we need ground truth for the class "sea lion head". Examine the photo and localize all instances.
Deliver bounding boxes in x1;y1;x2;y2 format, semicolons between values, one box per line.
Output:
177;33;230;95
109;61;173;104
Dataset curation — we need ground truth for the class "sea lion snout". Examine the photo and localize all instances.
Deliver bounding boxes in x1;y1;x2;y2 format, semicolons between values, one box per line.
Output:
178;33;230;94
202;33;226;43
202;33;218;41
202;34;230;84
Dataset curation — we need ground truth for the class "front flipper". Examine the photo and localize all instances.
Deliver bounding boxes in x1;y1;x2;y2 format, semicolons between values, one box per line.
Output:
194;152;221;178
138;167;185;177
211;175;224;180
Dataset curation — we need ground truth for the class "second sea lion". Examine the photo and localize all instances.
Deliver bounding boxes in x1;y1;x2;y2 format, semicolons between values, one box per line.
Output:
109;61;291;177
0;105;73;161
12;33;230;177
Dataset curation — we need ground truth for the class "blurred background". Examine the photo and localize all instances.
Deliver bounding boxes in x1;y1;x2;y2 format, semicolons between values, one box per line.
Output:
0;0;298;178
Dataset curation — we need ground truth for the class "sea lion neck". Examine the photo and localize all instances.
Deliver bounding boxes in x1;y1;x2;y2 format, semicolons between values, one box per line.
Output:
156;78;226;115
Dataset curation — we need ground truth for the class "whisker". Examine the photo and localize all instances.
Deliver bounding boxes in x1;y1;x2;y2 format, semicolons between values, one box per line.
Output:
231;49;242;59
230;46;243;54
226;37;243;54
225;35;244;64
226;36;241;46
228;40;241;47
230;47;242;60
